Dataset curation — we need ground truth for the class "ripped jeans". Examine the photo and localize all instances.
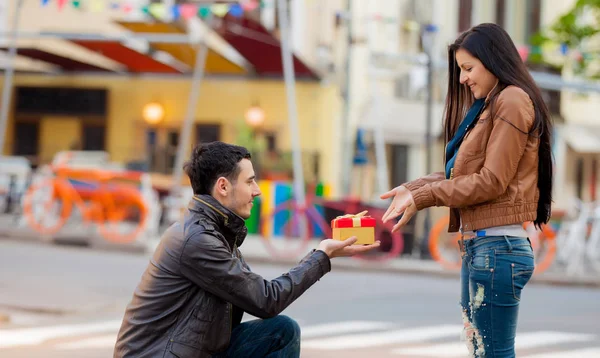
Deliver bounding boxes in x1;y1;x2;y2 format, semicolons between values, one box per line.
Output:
460;236;535;358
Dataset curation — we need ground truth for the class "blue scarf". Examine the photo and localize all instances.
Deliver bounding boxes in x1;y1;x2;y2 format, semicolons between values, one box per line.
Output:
445;98;486;179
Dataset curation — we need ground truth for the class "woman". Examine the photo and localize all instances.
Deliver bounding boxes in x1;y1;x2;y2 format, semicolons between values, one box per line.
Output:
381;23;553;357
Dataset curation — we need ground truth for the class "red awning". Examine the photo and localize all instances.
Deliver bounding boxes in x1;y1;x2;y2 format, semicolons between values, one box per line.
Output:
216;15;320;80
71;40;182;74
0;47;111;72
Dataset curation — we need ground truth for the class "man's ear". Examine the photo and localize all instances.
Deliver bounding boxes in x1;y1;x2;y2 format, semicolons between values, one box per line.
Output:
214;177;229;197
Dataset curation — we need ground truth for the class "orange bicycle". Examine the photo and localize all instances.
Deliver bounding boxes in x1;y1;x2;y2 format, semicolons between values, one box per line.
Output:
22;165;149;244
428;215;556;274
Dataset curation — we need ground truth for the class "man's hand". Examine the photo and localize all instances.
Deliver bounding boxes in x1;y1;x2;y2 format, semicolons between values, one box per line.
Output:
317;236;381;259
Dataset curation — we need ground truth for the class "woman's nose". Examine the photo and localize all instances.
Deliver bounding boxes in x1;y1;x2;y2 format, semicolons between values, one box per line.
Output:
459;72;468;84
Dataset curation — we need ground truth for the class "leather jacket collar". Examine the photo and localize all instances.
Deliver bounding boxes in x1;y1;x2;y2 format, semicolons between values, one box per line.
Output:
188;194;248;248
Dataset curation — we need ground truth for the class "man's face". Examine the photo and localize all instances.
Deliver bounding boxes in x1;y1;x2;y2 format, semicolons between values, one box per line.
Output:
226;158;261;220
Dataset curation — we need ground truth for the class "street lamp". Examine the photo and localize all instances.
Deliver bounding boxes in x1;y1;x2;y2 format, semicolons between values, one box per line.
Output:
420;23;438;260
142;102;165;126
245;103;265;128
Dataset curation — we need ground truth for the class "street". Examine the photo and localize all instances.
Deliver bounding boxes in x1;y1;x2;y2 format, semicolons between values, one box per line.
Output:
1;239;599;358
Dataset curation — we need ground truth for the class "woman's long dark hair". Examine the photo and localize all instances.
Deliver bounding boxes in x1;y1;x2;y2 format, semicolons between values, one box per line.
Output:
444;23;553;227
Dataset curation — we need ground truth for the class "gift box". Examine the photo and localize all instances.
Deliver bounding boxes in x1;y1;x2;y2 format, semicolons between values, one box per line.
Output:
331;211;376;245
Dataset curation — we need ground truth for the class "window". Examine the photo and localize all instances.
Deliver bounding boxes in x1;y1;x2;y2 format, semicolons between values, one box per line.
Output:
495;0;506;28
525;0;541;43
265;132;277;152
82;124;106;151
15;87;107;116
195;124;221;145
458;0;473;33
390;144;409;188
167;130;179;170
13;122;39;157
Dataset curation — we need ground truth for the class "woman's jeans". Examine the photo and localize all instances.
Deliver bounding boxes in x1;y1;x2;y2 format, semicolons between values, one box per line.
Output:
460;236;535;358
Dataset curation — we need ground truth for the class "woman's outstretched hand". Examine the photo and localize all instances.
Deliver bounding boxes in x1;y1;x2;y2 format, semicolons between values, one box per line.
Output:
380;185;418;233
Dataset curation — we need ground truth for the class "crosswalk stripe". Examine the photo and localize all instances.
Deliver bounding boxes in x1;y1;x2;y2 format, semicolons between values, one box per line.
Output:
391;331;597;357
302;321;397;339
522;347;600;358
55;334;117;350
0;320;121;349
302;324;462;350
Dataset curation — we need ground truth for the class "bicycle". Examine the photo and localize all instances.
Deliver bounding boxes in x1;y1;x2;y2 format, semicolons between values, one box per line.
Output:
552;199;600;276
428;214;557;275
22;164;149;244
259;192;404;262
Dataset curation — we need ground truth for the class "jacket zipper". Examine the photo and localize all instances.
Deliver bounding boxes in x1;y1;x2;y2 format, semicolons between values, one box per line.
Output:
229;236;238;336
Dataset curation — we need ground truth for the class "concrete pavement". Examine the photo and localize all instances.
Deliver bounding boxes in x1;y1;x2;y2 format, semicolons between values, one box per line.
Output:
1;239;599;357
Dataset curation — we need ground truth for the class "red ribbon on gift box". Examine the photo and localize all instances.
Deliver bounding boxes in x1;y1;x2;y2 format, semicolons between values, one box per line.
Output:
331;211;376;228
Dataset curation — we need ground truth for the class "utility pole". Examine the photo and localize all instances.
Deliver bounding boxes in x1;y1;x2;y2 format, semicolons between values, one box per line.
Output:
419;24;438;260
340;0;353;197
0;0;25;155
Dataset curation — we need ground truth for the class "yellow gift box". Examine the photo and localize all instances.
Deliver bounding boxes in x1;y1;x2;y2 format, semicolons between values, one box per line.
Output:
331;211;376;245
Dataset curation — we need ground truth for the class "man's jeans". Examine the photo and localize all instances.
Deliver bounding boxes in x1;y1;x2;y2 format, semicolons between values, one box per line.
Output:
460;236;535;358
212;315;301;358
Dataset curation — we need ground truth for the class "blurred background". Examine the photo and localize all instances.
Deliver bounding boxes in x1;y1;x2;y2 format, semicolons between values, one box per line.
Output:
1;1;600;357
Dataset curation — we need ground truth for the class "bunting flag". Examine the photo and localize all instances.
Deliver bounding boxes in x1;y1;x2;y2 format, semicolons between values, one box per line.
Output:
41;0;266;20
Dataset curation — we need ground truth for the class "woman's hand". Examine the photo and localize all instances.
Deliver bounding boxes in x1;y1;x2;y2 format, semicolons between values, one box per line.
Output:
380;185;418;233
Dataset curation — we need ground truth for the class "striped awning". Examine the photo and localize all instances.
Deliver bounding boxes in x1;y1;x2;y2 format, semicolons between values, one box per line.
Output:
116;21;247;75
71;40;182;73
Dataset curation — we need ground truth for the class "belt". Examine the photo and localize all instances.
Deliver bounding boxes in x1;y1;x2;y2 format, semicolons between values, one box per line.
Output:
461;230;486;240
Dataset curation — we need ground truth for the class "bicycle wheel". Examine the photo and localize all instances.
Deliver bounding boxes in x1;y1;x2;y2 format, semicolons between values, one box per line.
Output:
22;178;72;236
428;215;462;270
97;186;149;244
352;220;404;262
260;201;325;259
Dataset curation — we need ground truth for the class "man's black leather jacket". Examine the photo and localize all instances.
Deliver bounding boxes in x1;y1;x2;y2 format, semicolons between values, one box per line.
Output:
114;194;331;357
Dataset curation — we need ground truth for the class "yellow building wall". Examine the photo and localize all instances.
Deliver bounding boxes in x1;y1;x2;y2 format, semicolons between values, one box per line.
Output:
0;74;343;196
39;116;82;164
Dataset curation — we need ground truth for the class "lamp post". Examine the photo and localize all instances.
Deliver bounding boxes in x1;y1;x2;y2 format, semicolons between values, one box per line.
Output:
419;23;438;260
142;102;165;172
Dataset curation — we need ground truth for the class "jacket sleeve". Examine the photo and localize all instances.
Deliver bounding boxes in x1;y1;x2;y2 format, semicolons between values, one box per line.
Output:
410;88;534;210
179;230;331;319
402;172;445;192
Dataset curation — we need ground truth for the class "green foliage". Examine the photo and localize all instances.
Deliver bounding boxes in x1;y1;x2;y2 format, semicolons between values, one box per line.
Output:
533;0;600;77
233;119;266;155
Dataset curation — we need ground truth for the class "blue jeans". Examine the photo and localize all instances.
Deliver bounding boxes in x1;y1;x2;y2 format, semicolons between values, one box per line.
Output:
460;236;535;358
212;315;301;358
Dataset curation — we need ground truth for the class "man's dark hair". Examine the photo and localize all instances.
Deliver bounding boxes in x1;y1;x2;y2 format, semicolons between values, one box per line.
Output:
183;141;252;195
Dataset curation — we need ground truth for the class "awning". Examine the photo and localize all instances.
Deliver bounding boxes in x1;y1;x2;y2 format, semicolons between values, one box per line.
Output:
71;40;182;73
217;15;320;80
116;21;247;75
0;47;110;72
360;97;445;145
558;123;600;153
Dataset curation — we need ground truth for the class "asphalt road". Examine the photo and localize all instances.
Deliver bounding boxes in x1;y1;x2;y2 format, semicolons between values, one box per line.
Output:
1;239;599;357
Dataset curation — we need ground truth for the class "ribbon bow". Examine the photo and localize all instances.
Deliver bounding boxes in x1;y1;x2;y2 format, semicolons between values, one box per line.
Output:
334;211;369;228
335;210;369;220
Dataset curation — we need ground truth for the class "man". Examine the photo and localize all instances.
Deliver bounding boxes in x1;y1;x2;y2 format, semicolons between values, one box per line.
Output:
114;141;379;358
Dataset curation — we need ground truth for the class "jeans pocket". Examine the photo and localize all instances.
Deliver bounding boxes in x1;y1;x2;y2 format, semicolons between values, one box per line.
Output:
469;249;495;271
512;261;534;301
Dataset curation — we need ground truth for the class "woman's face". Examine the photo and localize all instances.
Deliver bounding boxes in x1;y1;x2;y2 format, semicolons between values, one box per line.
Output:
455;48;498;99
